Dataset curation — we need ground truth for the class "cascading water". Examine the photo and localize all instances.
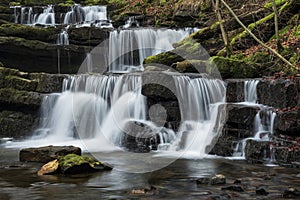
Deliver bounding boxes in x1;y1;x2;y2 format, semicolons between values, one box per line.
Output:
123;16;140;29
253;108;276;139
244;80;259;103
63;4;112;28
163;76;226;158
108;28;193;72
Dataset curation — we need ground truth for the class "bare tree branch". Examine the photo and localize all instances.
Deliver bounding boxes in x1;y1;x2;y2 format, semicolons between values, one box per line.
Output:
220;0;297;70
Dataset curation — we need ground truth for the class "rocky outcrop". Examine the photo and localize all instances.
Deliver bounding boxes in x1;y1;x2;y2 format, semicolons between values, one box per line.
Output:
257;78;299;109
0;67;65;137
274;109;300;136
0;24;60;43
245;136;300;166
68;27;110;46
19;145;81;162
0;36;90;73
226;79;247;102
209;104;260;156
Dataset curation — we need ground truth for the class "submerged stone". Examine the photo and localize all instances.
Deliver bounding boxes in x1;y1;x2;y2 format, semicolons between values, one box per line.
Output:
221;185;244;192
197;174;226;185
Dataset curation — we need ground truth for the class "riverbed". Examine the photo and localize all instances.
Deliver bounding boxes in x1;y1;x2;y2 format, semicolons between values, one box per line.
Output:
1;147;299;199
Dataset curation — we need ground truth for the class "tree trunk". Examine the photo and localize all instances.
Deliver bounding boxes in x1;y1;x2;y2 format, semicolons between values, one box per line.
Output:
272;0;282;51
214;0;232;57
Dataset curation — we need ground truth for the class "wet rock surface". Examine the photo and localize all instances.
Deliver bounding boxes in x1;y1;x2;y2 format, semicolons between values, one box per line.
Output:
0;67;65;137
257;78;299;109
19;146;81;163
210;104;259;156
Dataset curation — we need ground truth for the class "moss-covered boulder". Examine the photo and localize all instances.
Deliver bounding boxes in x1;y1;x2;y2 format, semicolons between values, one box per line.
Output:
211;56;261;79
38;154;112;175
143;51;184;67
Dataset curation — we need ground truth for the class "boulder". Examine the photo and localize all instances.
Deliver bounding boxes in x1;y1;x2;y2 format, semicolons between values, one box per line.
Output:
121;120;166;153
19;145;81;162
37;154;112;175
196;174;226;185
211;56;261;79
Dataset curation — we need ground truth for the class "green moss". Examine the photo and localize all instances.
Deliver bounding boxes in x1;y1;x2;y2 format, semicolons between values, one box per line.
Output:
143;51;184;66
0;75;37;91
264;0;286;8
9;2;21;6
211;56;260;78
58;0;75;6
0;88;42;106
0;24;59;42
230;13;275;46
58;154;101;169
175;60;208;73
0;66;20;76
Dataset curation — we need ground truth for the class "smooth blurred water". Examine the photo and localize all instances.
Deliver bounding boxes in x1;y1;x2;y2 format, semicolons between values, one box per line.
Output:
0;147;299;200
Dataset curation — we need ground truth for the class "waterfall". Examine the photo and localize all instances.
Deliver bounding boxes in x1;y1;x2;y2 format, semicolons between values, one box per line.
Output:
254;108;276;139
165;76;226;157
7;73;226;157
63;5;112;28
244;80;259;103
123;16;139;29
34;5;55;25
108;28;192;72
57;27;70;45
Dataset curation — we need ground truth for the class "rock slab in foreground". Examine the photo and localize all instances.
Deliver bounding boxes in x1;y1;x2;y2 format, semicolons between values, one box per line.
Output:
38;154;112;175
19;145;81;163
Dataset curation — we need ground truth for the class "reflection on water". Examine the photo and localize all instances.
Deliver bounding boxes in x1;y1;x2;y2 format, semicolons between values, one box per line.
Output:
0;147;299;199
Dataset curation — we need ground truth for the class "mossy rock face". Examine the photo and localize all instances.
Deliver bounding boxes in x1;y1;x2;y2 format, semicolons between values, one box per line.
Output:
0;110;37;138
211;56;260;79
0;75;38;91
0;24;60;43
174;60;208;73
143;51;184;67
0;88;43;110
30;73;66;93
57;154;112;174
